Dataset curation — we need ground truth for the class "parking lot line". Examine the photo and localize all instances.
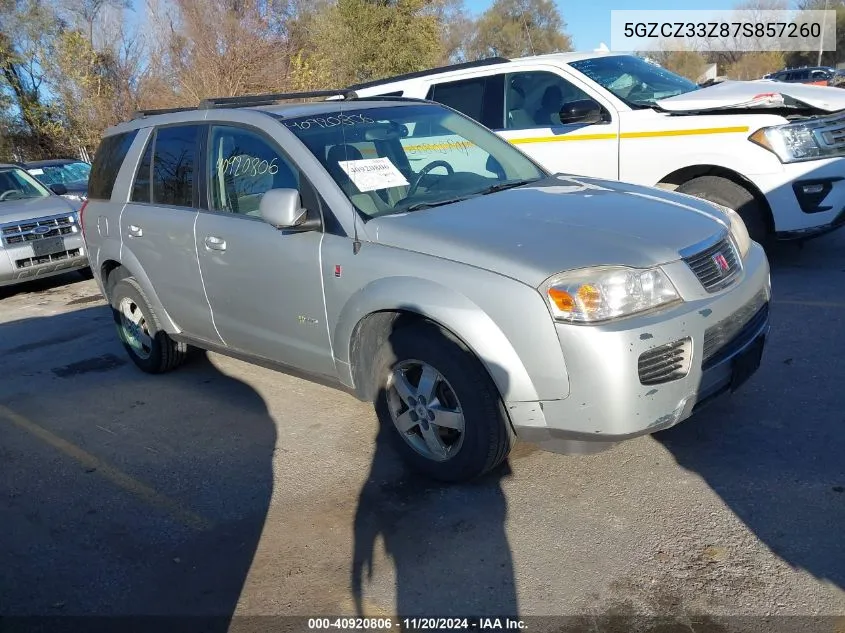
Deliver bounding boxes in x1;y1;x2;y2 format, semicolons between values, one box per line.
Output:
0;404;213;532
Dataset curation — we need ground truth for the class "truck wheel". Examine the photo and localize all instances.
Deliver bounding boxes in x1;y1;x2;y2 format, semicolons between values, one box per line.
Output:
675;175;769;244
372;322;514;482
109;275;189;374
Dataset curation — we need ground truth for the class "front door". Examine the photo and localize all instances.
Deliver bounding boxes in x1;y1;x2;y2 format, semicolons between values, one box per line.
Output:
194;124;334;376
495;69;620;180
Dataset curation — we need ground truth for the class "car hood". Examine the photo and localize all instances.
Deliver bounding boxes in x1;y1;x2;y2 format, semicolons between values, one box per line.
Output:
656;80;845;113
366;175;730;287
0;195;77;224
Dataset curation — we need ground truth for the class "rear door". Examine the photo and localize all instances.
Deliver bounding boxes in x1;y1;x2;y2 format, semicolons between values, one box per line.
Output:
120;124;220;344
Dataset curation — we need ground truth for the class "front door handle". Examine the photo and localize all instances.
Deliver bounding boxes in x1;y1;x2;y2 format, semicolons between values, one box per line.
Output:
204;235;227;251
127;224;143;238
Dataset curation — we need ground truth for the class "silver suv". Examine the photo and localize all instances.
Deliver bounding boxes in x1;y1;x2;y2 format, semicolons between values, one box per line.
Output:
1;163;89;287
82;92;772;481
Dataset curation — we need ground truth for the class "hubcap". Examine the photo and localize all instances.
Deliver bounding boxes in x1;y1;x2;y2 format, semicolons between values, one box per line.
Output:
386;360;465;462
118;297;152;360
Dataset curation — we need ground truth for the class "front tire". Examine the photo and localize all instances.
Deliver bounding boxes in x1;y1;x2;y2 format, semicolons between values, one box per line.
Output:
372;322;514;482
109;275;189;374
675;175;769;244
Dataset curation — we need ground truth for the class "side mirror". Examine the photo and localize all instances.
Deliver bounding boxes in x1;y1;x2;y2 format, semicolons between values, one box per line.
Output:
259;188;320;231
559;99;604;125
50;183;68;196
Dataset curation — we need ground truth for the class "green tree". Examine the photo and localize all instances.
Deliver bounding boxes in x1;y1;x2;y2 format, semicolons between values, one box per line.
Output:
464;0;572;61
310;0;450;86
0;0;68;157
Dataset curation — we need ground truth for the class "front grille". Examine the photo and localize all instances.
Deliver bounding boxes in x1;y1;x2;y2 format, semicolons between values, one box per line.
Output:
703;288;770;364
15;248;82;269
638;337;692;385
683;237;741;293
813;113;845;149
1;213;78;246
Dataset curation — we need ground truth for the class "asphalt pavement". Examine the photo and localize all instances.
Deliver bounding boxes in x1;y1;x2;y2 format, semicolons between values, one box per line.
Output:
0;233;843;632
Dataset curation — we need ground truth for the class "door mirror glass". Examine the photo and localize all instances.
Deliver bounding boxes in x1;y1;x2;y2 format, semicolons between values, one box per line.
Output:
49;183;68;196
259;188;306;228
559;99;603;125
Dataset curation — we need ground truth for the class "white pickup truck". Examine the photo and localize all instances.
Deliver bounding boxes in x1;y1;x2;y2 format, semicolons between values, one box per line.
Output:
349;52;845;244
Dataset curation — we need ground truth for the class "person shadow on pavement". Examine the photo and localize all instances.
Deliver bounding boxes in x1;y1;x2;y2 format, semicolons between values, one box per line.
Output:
350;338;518;624
0;305;276;633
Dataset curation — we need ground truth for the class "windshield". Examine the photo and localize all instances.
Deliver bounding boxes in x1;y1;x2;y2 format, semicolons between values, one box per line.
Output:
569;55;699;108
279;103;547;219
0;167;51;202
27;161;91;186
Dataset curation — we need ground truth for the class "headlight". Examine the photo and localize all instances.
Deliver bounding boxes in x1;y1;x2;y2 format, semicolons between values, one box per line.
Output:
705;201;752;258
725;206;752;257
540;266;681;324
749;119;845;163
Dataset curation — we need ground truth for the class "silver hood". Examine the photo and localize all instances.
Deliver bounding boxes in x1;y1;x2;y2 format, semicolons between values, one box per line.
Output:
367;175;730;287
0;195;78;224
657;80;845;113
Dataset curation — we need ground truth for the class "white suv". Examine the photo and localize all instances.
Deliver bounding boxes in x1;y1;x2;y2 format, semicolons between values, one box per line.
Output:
350;52;845;244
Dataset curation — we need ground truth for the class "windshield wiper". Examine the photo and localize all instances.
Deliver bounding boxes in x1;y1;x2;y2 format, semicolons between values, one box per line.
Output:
475;178;538;195
404;195;476;212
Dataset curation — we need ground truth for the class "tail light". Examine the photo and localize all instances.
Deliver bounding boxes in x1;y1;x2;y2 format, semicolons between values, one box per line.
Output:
78;200;88;240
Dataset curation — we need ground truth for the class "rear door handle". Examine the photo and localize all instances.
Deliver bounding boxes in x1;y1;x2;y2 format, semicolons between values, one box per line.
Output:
204;236;227;251
127;224;143;238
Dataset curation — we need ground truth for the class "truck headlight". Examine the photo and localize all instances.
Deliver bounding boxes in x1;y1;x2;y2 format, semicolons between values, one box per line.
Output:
750;119;845;163
540;266;681;324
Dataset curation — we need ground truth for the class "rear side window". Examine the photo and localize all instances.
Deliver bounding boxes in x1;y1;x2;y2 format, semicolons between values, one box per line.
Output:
88;130;139;200
152;125;201;207
427;75;504;130
131;135;153;203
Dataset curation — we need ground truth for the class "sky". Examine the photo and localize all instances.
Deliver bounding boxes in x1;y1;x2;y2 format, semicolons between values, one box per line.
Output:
463;0;739;51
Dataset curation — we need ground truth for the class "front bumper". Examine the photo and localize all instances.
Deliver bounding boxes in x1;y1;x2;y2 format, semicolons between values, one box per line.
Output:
754;157;845;239
508;240;771;454
0;214;88;287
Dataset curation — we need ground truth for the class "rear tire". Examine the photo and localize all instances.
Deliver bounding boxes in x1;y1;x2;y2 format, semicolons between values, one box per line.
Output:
108;275;189;374
675;175;769;244
372;322;514;482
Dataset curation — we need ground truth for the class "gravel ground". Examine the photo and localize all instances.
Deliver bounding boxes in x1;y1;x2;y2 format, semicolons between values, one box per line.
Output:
0;232;843;632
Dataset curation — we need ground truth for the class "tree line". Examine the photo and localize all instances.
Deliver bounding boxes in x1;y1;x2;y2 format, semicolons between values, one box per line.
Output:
0;0;571;161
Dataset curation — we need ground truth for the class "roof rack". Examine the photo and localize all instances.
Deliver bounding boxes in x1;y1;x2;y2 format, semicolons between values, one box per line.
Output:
129;89;435;120
346;57;511;92
198;89;356;109
132;106;199;119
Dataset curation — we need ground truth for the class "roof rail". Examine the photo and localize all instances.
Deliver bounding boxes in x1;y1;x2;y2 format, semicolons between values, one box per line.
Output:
346;57;511;92
131;106;198;119
198;89;355;110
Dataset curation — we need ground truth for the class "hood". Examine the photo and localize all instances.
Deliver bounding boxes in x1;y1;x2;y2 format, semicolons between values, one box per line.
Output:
0;195;78;224
366;175;730;287
656;80;845;113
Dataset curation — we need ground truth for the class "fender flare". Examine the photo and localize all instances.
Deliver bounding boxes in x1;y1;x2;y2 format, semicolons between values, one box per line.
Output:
333;276;557;403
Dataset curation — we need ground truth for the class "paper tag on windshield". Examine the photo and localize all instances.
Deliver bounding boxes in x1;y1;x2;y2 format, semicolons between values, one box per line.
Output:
337;158;409;192
28;168;44;175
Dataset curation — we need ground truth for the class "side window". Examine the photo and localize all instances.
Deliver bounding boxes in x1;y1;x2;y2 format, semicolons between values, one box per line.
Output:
152;124;200;207
504;71;595;129
208;125;299;216
427;75;504;129
130;134;153;203
88;129;139;200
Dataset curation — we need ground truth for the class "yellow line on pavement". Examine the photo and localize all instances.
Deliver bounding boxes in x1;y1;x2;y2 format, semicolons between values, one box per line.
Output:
0;404;213;532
